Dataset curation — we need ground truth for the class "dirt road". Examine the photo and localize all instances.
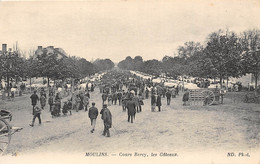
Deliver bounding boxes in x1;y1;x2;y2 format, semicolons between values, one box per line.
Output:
1;89;260;163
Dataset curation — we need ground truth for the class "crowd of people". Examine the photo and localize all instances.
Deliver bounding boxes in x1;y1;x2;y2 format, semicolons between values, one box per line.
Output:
28;70;195;136
97;70;183;124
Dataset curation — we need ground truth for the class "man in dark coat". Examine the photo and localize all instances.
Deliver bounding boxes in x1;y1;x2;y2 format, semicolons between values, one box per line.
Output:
112;92;117;105
156;94;162;112
48;94;54;112
133;95;140;112
183;90;189;106
100;104;112;137
30;90;39;114
166;90;172;105
126;98;136;123
91;84;94;92
102;93;108;105
117;92;122;105
88;102;98;133
151;93;156;112
145;88;149;99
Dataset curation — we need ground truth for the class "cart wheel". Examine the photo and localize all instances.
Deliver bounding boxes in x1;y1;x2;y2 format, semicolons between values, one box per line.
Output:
0;118;11;155
201;90;215;106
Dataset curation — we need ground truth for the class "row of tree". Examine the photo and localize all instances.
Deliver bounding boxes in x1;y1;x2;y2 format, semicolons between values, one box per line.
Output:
0;49;114;90
118;29;260;91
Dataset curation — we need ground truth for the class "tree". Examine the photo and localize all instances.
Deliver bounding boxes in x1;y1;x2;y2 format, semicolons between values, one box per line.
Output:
133;56;143;71
142;59;162;76
31;50;81;86
76;58;96;78
162;56;187;79
240;29;260;93
93;58;114;71
0;50;27;96
118;56;134;70
178;41;203;61
204;29;243;87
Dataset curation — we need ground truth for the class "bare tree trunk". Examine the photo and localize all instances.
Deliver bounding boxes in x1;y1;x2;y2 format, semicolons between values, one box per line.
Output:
226;77;229;90
254;73;258;96
220;76;223;88
71;78;75;108
7;76;10;97
47;77;50;87
181;76;184;86
29;78;32;93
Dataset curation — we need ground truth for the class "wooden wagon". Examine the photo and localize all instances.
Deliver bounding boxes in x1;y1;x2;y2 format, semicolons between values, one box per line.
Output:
188;88;222;106
0;110;22;155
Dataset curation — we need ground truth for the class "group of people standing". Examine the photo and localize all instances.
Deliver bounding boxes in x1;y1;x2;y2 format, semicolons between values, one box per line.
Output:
29;88;48;127
97;71;185;124
28;70;186;137
29;83;113;138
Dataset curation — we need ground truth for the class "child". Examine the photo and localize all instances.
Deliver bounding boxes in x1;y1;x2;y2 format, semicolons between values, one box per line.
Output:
30;106;41;127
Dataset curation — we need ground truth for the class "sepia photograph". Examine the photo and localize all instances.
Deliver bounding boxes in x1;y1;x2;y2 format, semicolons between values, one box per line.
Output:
0;0;260;163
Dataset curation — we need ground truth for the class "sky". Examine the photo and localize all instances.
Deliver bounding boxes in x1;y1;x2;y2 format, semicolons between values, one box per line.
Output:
0;0;260;63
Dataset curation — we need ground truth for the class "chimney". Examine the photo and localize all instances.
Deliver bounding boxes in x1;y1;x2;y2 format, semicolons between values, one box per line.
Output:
38;46;43;50
2;44;7;53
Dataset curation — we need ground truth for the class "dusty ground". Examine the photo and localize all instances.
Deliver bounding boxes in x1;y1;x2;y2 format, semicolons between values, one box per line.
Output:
0;89;259;163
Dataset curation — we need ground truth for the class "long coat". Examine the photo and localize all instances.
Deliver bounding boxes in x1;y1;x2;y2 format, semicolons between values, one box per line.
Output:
151;94;156;105
183;92;189;101
30;93;39;106
101;108;112;128
156;95;162;106
126;100;136;116
102;93;108;101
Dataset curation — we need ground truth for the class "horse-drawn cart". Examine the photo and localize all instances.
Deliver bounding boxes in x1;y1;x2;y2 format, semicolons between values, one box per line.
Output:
188;88;223;106
0;110;22;155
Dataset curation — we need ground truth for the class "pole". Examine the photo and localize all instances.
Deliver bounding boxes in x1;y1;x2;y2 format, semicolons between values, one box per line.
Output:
71;78;75;109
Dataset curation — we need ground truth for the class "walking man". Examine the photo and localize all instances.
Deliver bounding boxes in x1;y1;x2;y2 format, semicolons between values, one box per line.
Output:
133;94;140;112
156;94;162;112
166;89;172;105
126;98;136;123
88;103;98;133
151;93;156;112
30;90;39;112
102;92;108;105
100;104;112;137
117;91;122;105
145;88;149;99
30;106;41;127
48;94;54;112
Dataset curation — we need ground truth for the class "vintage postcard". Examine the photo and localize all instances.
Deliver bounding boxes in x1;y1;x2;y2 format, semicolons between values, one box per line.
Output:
0;0;259;163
